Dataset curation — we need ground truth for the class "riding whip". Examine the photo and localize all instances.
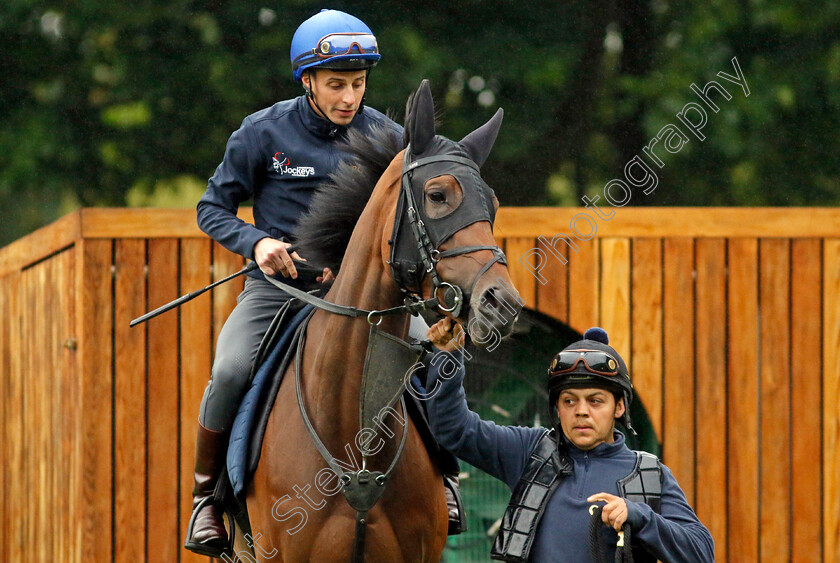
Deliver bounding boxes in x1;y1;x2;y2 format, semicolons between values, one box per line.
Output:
130;244;314;327
129;261;259;327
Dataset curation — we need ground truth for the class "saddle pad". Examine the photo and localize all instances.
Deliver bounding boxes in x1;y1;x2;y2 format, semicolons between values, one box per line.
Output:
227;303;314;496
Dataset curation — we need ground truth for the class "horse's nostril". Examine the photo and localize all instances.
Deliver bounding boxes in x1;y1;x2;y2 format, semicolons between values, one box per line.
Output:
482;286;499;310
478;285;522;325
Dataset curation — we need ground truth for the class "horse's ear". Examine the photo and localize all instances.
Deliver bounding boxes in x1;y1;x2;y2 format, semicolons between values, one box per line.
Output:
405;79;436;154
460;108;504;168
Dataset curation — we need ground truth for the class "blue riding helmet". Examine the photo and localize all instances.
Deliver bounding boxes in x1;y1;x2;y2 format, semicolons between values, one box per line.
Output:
290;9;381;82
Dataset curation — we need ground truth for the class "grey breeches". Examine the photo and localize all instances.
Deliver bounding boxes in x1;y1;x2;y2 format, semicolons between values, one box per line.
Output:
199;278;292;432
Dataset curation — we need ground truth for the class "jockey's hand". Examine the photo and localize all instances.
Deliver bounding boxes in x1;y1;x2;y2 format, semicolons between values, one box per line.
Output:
587;493;628;531
317;267;334;283
254;238;300;279
426;317;464;353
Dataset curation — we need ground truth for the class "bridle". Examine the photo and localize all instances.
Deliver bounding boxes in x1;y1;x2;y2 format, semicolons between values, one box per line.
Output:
389;145;507;319
265;143;508;323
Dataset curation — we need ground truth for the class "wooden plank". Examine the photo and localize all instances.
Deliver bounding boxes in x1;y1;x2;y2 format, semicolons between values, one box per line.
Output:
53;251;70;563
23;265;42;560
77;238;114;562
20;266;31;560
535;236;569;323
694;239;727;561
44;256;65;562
825;239;840;562
79;207;254;240
114;239;148;562
45;257;60;562
790;239;823;561
81;208;208;239
5;270;24;563
212;242;245;347
19;266;31;560
25;265;43;560
631;238;663;441
599;238;631;362
58;248;81;563
504;237;538;309
0;275;10;562
567;239;600;334
147;239;181;562
6;208;840;279
51;252;72;563
0;210;81;277
662;238;695;503
726;238;759;563
495;207;840;239
0;255;7;563
7;207;840;278
179;238;213;563
759;239;791;560
43;257;59;563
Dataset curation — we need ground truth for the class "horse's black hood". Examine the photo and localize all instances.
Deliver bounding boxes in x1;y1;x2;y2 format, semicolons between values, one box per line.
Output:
389;79;504;292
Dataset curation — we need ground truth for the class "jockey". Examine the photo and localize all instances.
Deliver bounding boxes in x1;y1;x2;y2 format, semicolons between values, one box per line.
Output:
185;9;402;556
425;322;715;562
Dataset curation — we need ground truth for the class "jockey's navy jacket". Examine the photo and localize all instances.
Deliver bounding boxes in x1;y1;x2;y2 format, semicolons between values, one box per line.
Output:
197;95;402;283
425;350;715;563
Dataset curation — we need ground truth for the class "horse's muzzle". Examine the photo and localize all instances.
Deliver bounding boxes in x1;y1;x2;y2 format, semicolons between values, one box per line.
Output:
468;283;523;347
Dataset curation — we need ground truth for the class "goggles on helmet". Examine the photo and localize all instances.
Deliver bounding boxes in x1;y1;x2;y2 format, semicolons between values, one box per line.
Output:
293;32;379;67
548;349;620;377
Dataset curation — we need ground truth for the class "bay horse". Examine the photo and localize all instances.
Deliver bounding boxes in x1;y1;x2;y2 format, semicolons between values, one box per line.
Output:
241;80;523;562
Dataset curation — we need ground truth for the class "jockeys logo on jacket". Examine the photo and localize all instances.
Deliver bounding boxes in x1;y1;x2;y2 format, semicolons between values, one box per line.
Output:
272;152;315;177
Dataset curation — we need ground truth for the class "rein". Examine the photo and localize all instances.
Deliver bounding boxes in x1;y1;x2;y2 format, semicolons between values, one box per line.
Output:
589;505;634;563
264;272;440;323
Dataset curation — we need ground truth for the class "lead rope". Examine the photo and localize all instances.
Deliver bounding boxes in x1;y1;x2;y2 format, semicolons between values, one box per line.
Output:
588;505;633;563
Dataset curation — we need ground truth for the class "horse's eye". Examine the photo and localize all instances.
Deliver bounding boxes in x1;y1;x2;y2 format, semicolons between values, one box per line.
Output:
428;191;446;204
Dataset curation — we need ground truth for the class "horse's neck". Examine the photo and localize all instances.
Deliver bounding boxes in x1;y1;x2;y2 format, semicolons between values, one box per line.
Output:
302;181;407;429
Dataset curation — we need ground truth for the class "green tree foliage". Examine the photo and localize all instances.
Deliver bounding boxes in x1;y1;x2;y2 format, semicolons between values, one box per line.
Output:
2;1;839;246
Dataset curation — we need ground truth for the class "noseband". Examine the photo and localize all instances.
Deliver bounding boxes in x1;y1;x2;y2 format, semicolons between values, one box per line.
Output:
390;147;507;318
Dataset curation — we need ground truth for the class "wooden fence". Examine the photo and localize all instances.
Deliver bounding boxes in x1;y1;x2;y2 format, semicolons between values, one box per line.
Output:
1;207;838;562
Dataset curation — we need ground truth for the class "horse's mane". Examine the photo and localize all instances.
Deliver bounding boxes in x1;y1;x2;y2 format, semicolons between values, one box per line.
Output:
294;124;404;272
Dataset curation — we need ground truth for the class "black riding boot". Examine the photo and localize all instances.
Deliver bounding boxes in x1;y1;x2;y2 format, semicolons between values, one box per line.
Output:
184;422;229;556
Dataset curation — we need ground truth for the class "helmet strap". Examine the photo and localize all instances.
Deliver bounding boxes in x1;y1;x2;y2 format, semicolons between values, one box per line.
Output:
358;68;371;113
304;69;342;129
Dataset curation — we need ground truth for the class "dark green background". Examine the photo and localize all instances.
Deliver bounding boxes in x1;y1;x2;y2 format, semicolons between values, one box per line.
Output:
3;1;839;247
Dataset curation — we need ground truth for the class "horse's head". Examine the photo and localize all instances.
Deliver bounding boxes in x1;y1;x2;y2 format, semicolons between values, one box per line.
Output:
389;80;523;346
